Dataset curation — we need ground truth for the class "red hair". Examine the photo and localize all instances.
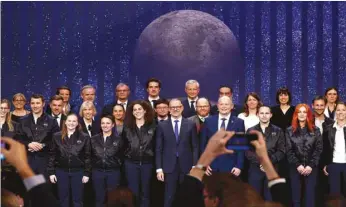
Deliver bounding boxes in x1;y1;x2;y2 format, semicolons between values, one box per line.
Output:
292;103;315;133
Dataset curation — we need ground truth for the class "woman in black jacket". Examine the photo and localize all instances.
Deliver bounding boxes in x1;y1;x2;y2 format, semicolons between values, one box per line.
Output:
91;115;123;207
286;103;322;207
122;100;156;207
48;113;91;207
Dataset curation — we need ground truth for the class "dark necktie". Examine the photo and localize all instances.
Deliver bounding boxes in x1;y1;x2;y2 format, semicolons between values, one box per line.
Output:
174;120;179;142
220;118;226;129
88;125;92;131
159;119;164;122
190;101;196;111
53;115;59;119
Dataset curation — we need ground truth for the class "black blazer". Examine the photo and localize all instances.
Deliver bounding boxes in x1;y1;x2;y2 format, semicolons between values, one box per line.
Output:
79;117;101;137
322;124;346;166
182;99;197;118
1;121;19;138
155;117;198;173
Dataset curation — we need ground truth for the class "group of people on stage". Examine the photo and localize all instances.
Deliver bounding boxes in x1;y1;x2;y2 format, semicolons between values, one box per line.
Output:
1;77;345;207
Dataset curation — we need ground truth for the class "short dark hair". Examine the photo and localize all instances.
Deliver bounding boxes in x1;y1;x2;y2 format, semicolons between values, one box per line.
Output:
258;105;272;113
154;99;169;108
219;85;233;94
324;87;339;102
49;95;64;103
275;87;292;104
101;115;115;123
146;78;162;89
312;95;327;104
56;86;71;96
30;94;45;103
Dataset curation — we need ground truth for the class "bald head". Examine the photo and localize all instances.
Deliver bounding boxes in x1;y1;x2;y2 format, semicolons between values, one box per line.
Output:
217;96;233;116
196;97;210;117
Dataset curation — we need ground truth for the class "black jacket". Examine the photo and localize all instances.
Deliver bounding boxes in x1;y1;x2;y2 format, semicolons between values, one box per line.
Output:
246;124;285;165
91;133;123;170
322;123;346;166
1;121;19;138
18;113;60;156
285;126;322;168
79;117;101;137
48;130;91;176
122;122;156;163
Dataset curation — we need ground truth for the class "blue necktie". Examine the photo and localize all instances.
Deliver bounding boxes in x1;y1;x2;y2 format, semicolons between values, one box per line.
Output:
220;118;226;129
174;120;179;142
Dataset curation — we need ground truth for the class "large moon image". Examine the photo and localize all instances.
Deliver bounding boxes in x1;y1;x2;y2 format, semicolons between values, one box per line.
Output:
132;10;244;100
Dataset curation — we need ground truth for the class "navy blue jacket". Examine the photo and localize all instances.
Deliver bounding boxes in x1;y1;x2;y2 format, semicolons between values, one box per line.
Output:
182;99;197;118
155;117;198;173
200;115;245;171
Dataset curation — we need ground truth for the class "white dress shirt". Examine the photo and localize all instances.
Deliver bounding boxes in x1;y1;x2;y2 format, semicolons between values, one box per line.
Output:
315;119;325;135
52;113;62;127
148;96;160;108
117;100;128;111
333;122;346;163
218;113;231;130
237;113;259;131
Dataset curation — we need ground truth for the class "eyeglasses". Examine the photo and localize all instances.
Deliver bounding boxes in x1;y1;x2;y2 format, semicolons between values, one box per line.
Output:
170;106;182;110
156;107;168;110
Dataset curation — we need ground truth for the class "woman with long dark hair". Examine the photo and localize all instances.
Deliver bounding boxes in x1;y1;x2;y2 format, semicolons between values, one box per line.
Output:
237;92;262;131
91;115;123;207
286;104;322;207
48;113;91;207
122;100;156;207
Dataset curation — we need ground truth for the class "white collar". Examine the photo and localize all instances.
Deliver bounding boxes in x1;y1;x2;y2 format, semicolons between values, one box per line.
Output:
148;96;160;102
187;97;198;102
218;113;231;120
171;116;183;122
117;100;128;105
333;121;346;129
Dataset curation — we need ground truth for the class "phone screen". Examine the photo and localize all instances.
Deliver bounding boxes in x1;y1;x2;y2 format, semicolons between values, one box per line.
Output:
227;133;258;151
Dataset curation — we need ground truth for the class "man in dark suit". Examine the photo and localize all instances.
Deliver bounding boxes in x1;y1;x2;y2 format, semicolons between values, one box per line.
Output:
146;78;162;108
200;96;245;176
102;83;131;116
182;80;200;118
154;98;170;122
48;95;67;130
156;98;198;207
46;86;76;115
188;97;211;155
210;85;242;116
17;94;60;177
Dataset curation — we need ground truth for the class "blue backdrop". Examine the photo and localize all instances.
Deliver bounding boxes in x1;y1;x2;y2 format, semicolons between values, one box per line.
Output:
2;1;346;111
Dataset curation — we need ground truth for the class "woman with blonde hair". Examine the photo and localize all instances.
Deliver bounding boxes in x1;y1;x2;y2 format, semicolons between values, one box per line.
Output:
79;101;100;137
1;99;18;137
11;93;30;122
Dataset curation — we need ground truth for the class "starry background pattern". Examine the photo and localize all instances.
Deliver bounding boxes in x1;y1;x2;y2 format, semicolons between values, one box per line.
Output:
2;1;346;112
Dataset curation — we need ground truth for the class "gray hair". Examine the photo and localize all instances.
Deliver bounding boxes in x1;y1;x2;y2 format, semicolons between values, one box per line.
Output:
79;101;97;117
116;83;130;90
218;96;233;104
81;85;96;94
185;80;200;88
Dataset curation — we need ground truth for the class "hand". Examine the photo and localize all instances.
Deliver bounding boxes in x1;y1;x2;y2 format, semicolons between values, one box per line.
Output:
297;165;305;174
28;142;43;151
323;166;329;176
1;188;24;207
202;130;235;161
249;130;269;162
157;172;164;182
260;165;265;172
82;176;89;183
1;137;29;170
231;167;241;176
205;166;212;176
302;166;312;176
50;175;57;183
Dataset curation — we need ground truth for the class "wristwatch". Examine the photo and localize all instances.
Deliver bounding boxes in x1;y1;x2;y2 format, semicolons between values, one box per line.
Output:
194;164;207;171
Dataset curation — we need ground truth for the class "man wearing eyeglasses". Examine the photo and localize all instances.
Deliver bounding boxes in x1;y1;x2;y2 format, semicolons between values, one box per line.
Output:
101;83;132;116
156;99;198;207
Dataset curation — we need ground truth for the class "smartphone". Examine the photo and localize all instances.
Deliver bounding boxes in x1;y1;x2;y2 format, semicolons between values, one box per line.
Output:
0;141;10;160
226;132;258;151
